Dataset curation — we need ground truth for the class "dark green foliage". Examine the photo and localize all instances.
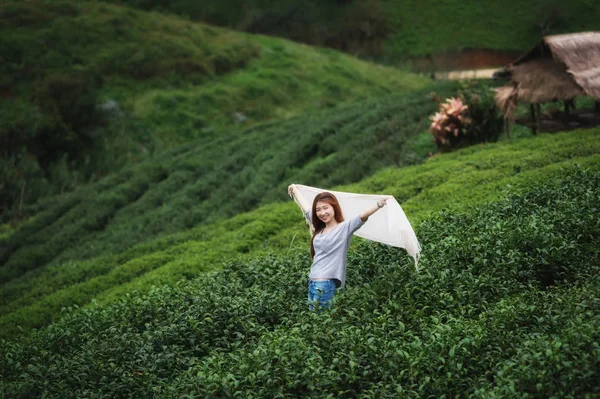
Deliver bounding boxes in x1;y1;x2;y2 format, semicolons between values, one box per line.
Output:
533;0;571;35
1;167;599;397
99;0;600;59
0;100;47;212
106;0;390;56
461;81;505;146
0;70;103;213
429;81;504;152
244;0;389;56
1;126;598;340
0;84;458;280
0;0;426;217
32;72;103;166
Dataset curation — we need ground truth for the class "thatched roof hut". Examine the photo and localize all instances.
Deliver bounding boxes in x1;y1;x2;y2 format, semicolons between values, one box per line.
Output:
495;32;600;121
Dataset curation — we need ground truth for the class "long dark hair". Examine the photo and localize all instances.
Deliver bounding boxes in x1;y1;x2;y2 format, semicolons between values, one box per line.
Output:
310;192;344;258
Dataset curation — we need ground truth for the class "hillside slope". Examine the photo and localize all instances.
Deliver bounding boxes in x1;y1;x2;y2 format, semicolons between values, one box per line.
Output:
1;153;599;397
0;83;458;279
0;0;428;214
380;0;600;57
2;0;427;139
1;127;599;339
101;0;600;61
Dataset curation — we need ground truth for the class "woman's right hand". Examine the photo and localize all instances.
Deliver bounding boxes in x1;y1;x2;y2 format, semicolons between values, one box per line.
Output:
288;184;296;197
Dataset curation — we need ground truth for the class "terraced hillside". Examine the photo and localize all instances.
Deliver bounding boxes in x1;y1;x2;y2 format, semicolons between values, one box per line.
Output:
1;0;428;214
0;81;461;338
1;126;599;339
1;128;599;397
1;1;600;396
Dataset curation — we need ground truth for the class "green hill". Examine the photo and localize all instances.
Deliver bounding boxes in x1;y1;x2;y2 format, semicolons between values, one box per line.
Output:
1;135;599;397
1;1;600;395
0;81;459;338
0;0;427;215
380;0;600;57
102;0;600;61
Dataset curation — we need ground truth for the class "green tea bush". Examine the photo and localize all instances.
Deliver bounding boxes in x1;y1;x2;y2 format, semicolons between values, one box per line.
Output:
1;127;599;340
460;81;504;144
0;84;457;279
0;168;158;283
0;202;298;338
1;167;599;397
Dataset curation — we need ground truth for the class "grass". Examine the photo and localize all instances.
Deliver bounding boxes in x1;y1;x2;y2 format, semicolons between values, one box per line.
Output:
96;0;600;61
380;0;600;59
1;0;429;152
129;36;429;140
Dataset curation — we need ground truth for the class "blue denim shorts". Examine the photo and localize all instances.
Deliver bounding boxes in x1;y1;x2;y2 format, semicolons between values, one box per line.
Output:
307;279;337;311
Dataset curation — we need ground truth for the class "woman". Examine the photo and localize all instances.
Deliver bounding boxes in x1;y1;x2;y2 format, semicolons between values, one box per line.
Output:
288;184;388;310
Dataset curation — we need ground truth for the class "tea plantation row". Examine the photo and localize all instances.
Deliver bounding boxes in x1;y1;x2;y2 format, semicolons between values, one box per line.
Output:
0;82;456;282
1;166;598;397
1;0;429;213
1;127;599;339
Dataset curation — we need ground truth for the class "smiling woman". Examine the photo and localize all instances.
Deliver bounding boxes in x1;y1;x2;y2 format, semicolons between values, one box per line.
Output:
288;184;387;310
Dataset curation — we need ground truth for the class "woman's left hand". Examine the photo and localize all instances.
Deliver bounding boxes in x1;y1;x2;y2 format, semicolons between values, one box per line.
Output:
377;198;388;208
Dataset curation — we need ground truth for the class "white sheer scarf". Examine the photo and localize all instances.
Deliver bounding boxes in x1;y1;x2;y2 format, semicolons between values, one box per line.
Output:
291;184;421;270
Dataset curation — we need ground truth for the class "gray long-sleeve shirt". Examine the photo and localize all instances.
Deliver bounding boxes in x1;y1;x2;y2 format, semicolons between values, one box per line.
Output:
306;211;365;287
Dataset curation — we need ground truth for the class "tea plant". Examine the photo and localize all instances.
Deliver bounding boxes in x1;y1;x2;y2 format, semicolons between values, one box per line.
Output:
1;167;599;397
1;127;599;339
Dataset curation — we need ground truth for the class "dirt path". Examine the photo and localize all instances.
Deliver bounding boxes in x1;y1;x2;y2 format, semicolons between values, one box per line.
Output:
433;68;500;80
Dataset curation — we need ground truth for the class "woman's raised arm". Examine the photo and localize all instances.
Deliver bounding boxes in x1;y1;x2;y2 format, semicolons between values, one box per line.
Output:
359;197;390;222
288;184;311;214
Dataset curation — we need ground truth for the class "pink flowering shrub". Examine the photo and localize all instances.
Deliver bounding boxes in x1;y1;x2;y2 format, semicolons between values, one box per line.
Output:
429;96;471;150
428;84;504;152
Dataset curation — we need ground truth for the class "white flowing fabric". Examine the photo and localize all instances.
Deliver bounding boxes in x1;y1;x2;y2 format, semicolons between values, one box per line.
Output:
292;184;421;270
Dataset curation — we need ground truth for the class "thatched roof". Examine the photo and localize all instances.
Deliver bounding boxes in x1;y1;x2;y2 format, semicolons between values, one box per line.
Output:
545;32;600;99
495;32;600;119
506;57;584;104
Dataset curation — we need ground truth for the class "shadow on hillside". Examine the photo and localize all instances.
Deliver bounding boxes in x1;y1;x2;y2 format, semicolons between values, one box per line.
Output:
516;107;600;133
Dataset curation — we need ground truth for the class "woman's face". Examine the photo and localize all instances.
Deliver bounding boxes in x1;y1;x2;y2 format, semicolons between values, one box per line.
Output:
315;200;335;224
